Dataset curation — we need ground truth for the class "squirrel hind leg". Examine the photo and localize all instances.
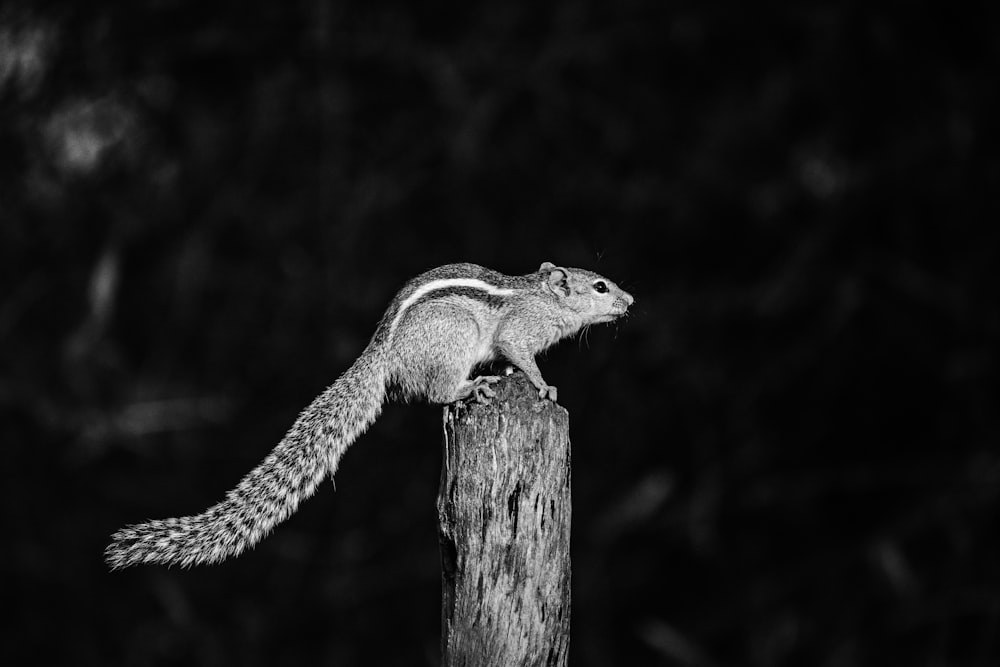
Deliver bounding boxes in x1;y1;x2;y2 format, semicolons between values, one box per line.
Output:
423;361;484;404
396;304;486;404
451;375;503;404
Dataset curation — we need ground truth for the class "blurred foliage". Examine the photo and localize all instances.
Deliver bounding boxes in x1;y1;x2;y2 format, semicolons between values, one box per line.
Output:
1;0;998;665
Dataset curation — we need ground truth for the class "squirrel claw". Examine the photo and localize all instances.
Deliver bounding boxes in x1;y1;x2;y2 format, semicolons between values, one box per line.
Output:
472;385;496;403
470;375;502;403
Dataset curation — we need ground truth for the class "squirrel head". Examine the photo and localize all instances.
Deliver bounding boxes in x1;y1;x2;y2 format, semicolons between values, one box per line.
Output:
539;261;634;324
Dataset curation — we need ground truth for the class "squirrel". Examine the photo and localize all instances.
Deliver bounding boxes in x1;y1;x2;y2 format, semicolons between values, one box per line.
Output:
105;261;634;569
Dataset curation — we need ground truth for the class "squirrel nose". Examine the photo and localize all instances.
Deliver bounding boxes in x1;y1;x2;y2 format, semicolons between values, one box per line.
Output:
622;291;634;307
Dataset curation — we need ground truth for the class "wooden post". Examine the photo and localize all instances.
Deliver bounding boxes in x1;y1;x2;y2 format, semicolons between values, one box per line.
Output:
437;372;572;667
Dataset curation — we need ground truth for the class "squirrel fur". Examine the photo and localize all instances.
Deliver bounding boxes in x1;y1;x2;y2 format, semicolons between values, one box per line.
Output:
105;261;633;569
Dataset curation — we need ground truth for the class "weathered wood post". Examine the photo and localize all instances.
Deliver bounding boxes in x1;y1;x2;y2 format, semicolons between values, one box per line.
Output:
437;372;572;667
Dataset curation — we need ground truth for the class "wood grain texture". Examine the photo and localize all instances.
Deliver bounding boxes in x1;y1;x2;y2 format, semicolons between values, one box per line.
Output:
438;372;572;667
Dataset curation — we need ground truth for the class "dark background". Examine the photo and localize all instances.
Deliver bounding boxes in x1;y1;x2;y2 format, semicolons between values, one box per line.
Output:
2;1;998;665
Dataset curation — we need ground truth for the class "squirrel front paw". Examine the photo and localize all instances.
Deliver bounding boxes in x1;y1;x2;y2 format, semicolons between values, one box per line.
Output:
538;384;558;402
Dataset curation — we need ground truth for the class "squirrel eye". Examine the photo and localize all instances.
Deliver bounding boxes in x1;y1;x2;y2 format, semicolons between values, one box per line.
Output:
593;281;608;294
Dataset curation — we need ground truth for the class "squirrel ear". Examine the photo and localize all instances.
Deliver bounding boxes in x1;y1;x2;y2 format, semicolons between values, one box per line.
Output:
539;261;556;272
544;265;570;297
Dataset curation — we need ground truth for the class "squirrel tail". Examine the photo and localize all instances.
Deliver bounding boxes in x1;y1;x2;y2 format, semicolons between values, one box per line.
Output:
105;345;390;569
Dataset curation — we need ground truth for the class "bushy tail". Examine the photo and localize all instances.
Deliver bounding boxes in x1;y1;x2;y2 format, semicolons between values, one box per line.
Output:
106;347;388;569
